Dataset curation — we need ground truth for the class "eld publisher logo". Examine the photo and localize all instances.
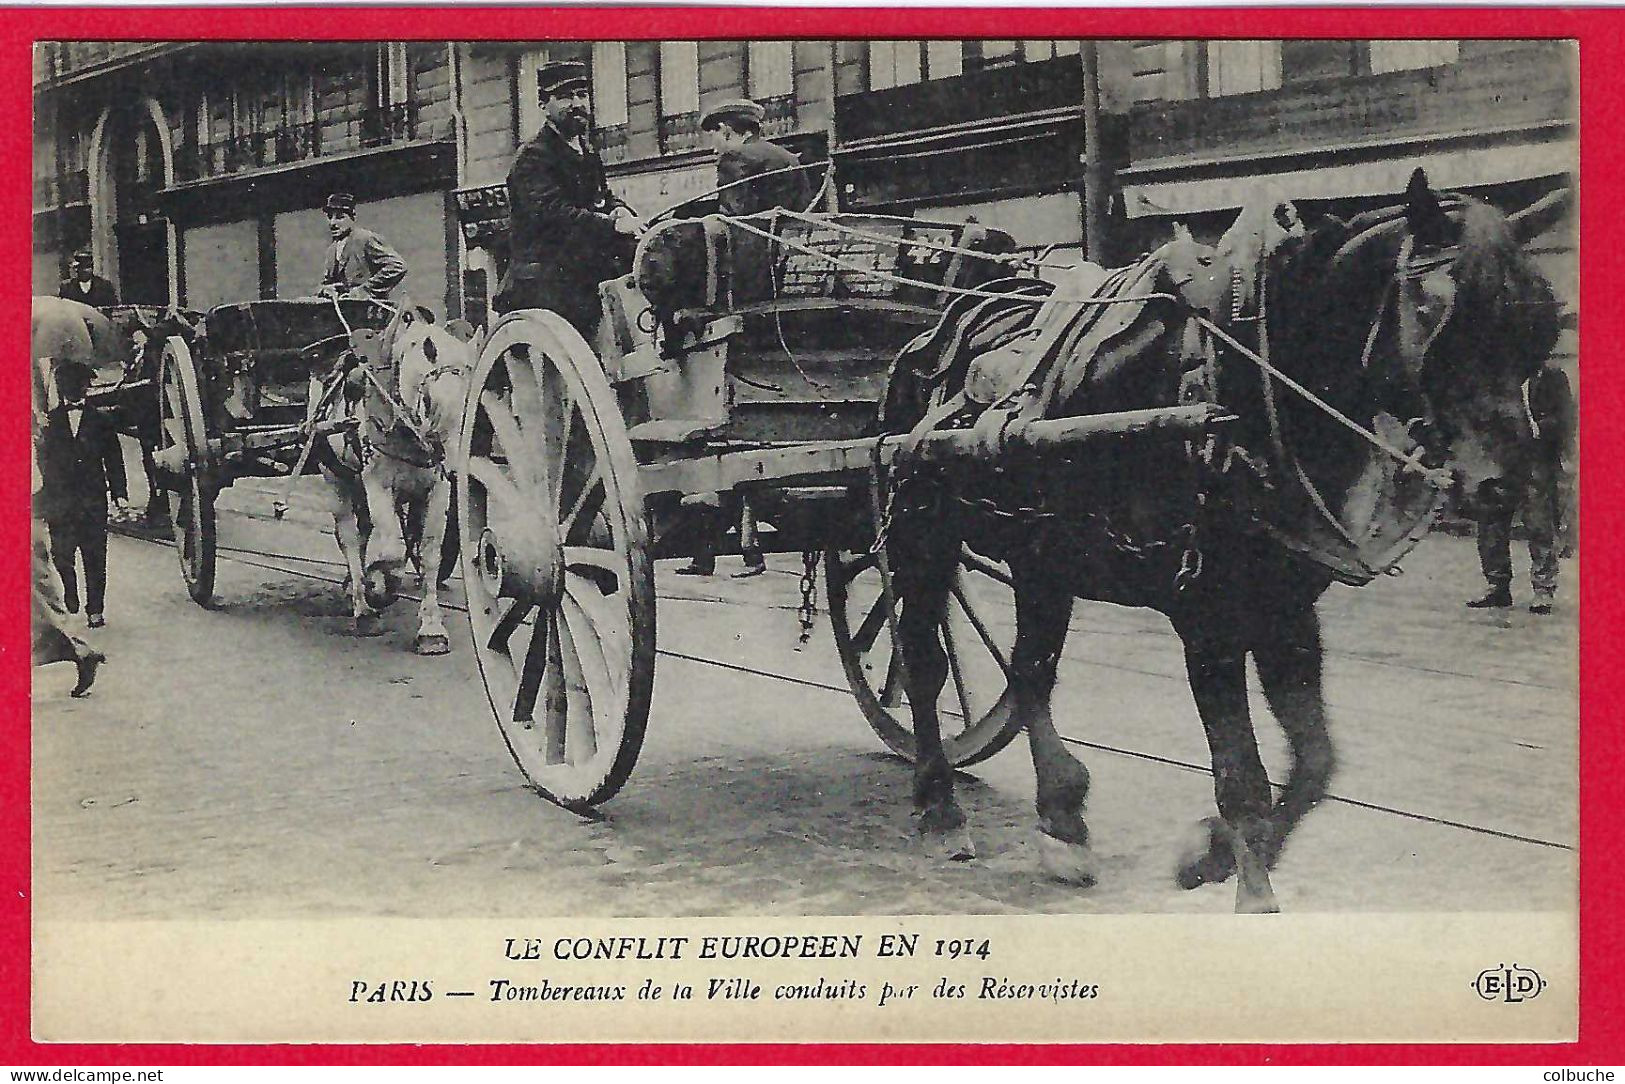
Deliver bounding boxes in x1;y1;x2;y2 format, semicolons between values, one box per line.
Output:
1473;963;1546;1003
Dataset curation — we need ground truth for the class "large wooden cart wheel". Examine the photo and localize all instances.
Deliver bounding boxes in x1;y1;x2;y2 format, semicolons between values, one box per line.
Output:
826;544;1024;767
457;310;656;810
156;335;217;606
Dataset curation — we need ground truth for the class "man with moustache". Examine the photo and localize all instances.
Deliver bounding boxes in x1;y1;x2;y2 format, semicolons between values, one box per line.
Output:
316;192;408;301
495;60;642;339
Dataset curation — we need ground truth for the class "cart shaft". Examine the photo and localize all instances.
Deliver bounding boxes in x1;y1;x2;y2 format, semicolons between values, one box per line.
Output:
637;403;1234;497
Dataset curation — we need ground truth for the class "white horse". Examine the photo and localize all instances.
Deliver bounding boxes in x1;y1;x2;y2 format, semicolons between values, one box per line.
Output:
319;304;475;652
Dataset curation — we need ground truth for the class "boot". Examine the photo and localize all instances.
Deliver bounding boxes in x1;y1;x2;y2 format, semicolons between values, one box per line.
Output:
675;559;714;577
732;549;766;579
1529;592;1555;615
1466;586;1513;609
70;648;106;698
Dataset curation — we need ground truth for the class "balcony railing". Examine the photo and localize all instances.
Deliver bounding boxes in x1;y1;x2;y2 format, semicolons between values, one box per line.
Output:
31;169;89;209
35;42;183;84
759;95;797;139
174;103;433;183
659;111;703;154
594;124;631;165
361;101;419;149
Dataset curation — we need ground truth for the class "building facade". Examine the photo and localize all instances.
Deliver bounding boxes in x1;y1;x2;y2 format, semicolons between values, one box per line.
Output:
35;37;1577;347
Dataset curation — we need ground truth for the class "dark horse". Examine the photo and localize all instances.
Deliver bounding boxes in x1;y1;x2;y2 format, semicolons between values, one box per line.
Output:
880;170;1563;912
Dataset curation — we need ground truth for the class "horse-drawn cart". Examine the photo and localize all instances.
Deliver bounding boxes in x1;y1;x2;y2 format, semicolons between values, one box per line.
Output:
144;297;398;604
454;211;1235;809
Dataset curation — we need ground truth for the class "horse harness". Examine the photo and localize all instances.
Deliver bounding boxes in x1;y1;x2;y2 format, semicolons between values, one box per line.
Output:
888;220;1462;589
358;355;467;476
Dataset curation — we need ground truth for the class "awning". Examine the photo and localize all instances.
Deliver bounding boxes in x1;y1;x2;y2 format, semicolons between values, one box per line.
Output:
1121;139;1577;219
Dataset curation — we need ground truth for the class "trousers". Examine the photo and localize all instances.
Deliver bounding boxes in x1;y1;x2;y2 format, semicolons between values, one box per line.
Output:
48;516;108;616
1475;452;1561;596
31;523;85;666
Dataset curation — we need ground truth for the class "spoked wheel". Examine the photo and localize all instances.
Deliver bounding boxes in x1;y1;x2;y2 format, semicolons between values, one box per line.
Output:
156;335;216;606
827;544;1024;767
457;310;656;810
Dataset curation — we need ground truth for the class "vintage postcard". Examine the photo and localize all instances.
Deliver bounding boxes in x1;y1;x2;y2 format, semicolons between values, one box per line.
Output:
18;7;1608;1059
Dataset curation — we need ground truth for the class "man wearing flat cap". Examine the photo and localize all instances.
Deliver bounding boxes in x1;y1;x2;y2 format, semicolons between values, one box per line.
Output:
671;99;813;579
703;98;813;221
495;59;642;339
58;251;118;309
318;192;408;301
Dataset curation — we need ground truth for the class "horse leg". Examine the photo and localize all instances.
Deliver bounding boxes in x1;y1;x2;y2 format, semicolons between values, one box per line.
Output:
1009;563;1095;884
362;462;408;573
891;519;973;861
1252;603;1334;870
1177;637;1279;914
329;477;380;637
436;474;460;588
412;477;453;656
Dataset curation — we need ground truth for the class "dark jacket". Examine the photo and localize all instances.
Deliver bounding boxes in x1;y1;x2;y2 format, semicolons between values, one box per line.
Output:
323;226;408;299
496;123;635;334
717;137;812;304
717;136;812;218
58;275;118;309
35;404;127;525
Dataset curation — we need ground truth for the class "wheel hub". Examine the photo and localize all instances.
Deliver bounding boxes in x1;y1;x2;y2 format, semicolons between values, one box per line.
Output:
476;524;561;603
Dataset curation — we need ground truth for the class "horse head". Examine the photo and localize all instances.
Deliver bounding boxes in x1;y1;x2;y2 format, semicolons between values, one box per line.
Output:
1148;223;1219;315
371;302;476;455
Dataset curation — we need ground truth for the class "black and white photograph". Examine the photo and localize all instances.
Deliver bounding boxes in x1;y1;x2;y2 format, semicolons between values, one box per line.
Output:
28;32;1579;1043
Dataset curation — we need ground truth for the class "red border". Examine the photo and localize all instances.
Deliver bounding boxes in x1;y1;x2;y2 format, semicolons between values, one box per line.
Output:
7;7;1620;1068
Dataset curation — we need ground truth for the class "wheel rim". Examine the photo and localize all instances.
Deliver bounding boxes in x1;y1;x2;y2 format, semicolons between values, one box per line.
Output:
827;544;1024;767
157;336;216;605
458;311;655;809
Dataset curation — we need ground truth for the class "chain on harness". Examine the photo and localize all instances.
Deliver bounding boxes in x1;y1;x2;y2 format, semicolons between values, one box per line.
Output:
795;549;820;647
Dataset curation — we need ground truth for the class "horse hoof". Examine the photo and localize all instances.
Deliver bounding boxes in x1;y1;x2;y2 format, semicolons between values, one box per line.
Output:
354;613;384;637
1036;831;1098;886
414;633;450;656
363;567;399;611
921;825;976;863
916;819;975;858
1235;889;1281;915
1175;817;1235;890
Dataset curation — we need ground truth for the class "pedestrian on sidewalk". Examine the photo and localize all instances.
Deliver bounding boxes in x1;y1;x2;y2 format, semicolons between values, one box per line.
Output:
31;519;105;697
1466;359;1575;615
35;358;127;628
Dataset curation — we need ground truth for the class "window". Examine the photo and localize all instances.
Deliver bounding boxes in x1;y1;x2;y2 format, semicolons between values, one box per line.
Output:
658;41;700;151
868;41;964;89
592;41;629;127
869;41;920;89
926;41;964;79
969;40;1020;68
1020;40;1081;62
1281;40;1358;82
747;40;793;99
1206;40;1282;97
1369;39;1459;74
659;41;699;117
386;42;410;105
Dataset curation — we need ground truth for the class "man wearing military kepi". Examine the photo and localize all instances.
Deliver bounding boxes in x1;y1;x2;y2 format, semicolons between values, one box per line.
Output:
495;59;642;338
318;192;408;300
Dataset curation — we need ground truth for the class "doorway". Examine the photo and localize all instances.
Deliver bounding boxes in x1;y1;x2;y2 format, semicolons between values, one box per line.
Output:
106;103;172;305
